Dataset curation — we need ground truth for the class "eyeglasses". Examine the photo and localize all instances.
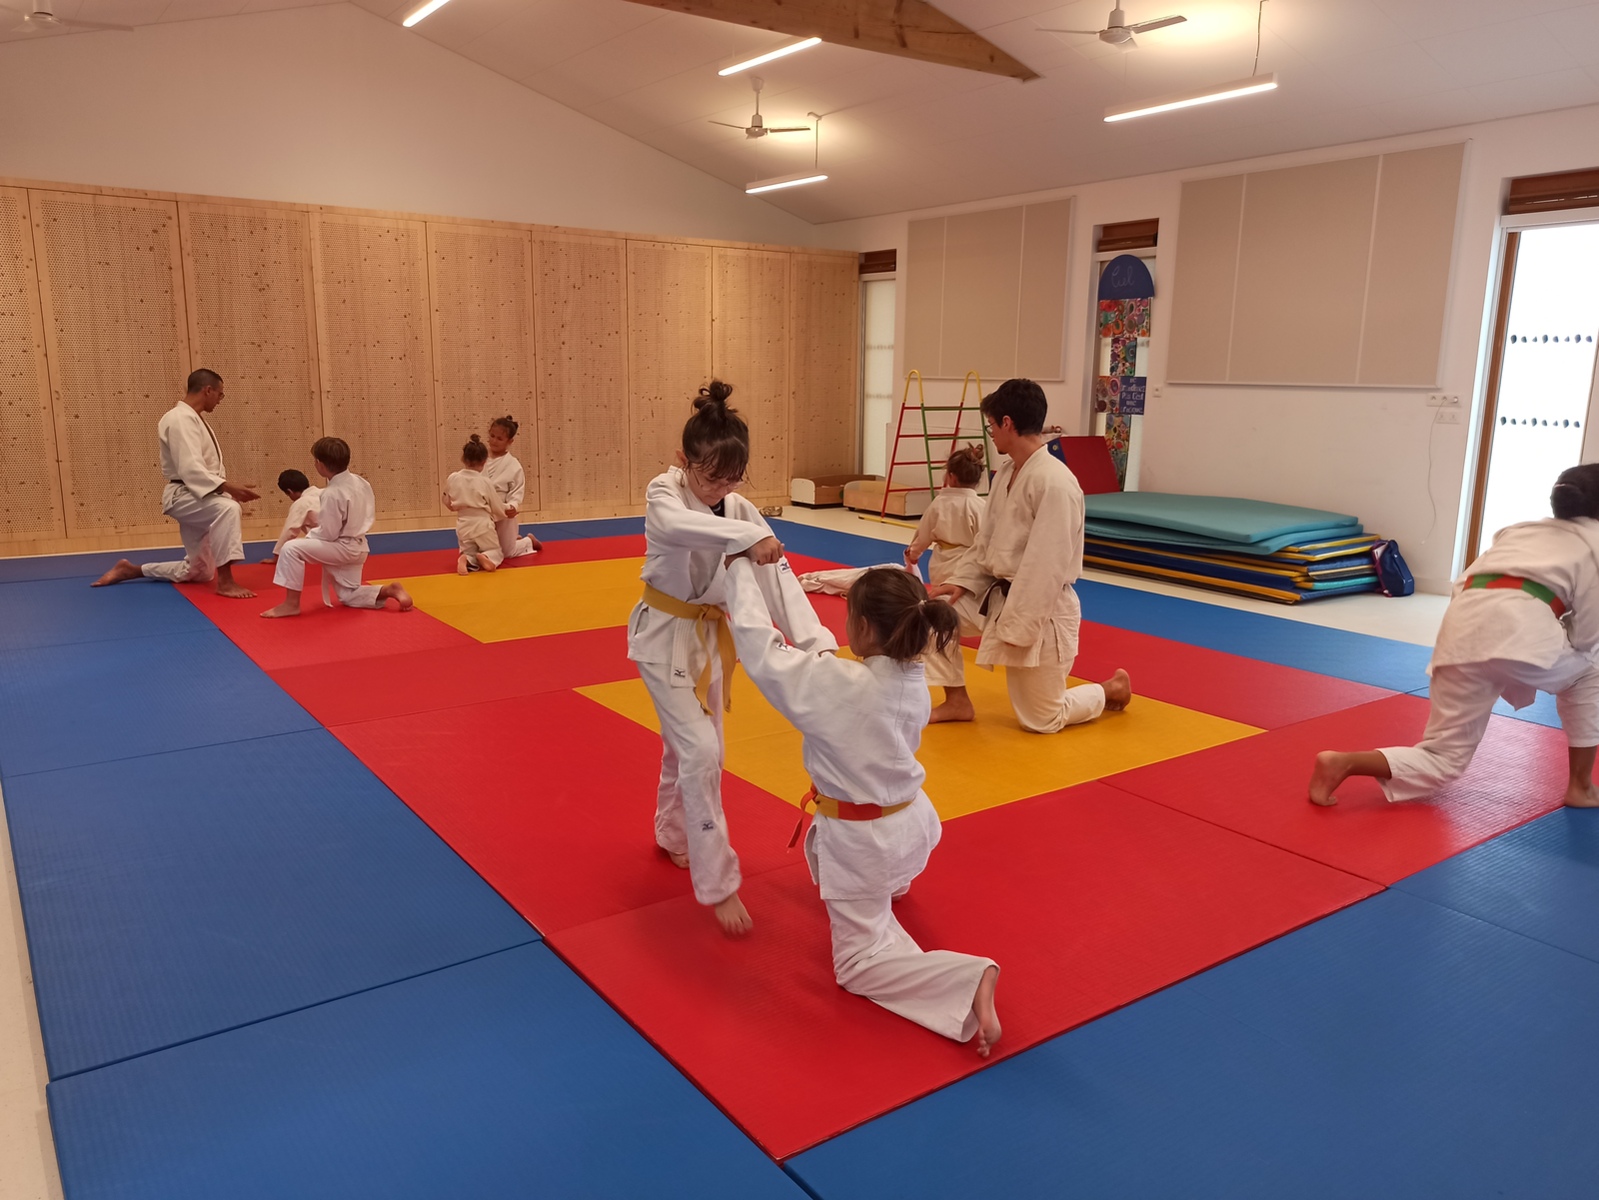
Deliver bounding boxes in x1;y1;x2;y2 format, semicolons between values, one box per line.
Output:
688;464;745;488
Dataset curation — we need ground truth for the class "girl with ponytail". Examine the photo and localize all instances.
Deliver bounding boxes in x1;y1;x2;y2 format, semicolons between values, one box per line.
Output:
1311;462;1599;809
722;558;1002;1056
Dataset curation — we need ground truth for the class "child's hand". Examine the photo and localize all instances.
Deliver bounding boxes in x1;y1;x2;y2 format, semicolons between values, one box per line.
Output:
505;505;518;519
748;536;784;566
302;511;318;530
927;583;966;602
903;545;922;566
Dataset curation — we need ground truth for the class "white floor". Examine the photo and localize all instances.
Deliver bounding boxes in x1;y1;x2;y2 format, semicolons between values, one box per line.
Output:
0;511;1446;1196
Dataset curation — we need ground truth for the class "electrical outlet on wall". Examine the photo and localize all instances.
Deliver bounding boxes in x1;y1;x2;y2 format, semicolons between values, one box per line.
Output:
1426;394;1462;407
1435;410;1461;425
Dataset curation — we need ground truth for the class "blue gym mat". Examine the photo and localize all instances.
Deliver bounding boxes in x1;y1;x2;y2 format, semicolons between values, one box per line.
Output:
0;577;213;652
48;943;808;1200
1396;808;1599;964
0;627;318;779
789;889;1599;1199
4;728;536;1079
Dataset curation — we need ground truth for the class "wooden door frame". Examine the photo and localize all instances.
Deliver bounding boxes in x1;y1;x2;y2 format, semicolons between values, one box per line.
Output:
1463;229;1519;565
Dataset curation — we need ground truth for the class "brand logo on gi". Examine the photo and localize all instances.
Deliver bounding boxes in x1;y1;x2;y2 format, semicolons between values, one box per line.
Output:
700;821;716;831
673;668;686;679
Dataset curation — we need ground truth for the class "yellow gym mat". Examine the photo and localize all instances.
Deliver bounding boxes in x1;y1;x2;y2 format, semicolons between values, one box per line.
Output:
380;558;646;642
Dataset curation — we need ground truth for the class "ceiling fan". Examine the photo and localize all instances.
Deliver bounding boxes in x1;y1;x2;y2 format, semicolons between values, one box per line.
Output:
709;76;811;139
1;0;131;37
1039;5;1185;49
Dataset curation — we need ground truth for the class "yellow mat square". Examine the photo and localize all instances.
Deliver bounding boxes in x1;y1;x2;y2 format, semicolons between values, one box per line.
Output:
377;557;646;642
579;647;1261;821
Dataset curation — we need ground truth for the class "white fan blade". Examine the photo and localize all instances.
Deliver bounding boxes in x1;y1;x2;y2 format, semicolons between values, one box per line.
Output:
709;120;747;129
1125;14;1185;33
1037;27;1101;34
59;16;133;30
766;126;810;133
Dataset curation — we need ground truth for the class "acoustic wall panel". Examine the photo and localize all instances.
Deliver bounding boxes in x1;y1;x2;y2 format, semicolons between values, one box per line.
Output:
0;188;63;541
1016;199;1074;381
790;254;859;478
532;235;630;511
1166;175;1244;384
713;249;789;501
940;206;1024;382
311;214;437;519
904;217;944;379
179;203;321;535
1358;143;1466;387
429;224;537;510
627;241;712;500
32;192;189;537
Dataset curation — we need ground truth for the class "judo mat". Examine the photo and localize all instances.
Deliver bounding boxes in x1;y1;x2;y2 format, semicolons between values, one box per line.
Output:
0;515;1585;1191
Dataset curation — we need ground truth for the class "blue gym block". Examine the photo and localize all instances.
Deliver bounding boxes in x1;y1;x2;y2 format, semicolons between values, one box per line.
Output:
5;729;536;1079
0;627;317;778
48;944;806;1200
0;577;212;652
790;890;1599;1199
1397;807;1599;963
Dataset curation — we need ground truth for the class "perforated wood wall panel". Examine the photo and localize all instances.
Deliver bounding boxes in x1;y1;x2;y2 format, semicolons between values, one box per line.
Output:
180;203;320;534
429;224;537;509
628;241;712;499
0;189;63;540
32;192;189;536
790;254;858;477
532;234;629;509
311;214;436;519
713;249;789;500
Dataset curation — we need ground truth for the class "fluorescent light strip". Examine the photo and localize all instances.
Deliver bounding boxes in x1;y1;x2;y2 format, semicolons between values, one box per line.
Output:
719;37;822;76
745;172;828;195
403;0;453;27
1104;72;1278;123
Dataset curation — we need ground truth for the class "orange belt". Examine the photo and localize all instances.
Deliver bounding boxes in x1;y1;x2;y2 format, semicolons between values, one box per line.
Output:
788;785;913;848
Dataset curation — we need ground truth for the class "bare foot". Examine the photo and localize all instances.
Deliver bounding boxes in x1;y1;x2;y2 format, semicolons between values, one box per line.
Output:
479;556;499;573
1564;781;1599;808
971;965;1001;1057
1102;669;1132;711
529;536;544;552
91;559;143;587
928;690;975;724
379;583;413;611
1308;750;1355;807
456;554;469;576
714;892;753;936
260;600;300;619
215;581;256;599
661;846;690;869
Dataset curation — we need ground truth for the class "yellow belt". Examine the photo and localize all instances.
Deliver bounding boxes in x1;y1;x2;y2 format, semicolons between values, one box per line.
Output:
641;583;734;715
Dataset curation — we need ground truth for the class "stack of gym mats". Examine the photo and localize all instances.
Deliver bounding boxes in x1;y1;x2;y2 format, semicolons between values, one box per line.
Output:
1083;493;1382;604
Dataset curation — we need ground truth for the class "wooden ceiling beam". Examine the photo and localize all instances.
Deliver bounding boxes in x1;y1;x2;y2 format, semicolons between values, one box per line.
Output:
619;0;1039;81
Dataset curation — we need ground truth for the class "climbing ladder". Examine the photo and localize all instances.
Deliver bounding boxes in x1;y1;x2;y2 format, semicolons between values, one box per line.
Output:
877;370;995;520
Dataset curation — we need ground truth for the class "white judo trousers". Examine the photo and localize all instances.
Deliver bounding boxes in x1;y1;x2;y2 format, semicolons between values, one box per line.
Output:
141;486;244;583
495;519;536;560
1380;652;1599;802
272;538;382;608
639;656;741;906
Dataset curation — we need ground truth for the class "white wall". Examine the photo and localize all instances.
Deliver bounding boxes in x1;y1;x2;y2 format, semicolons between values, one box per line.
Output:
0;2;822;247
820;103;1599;593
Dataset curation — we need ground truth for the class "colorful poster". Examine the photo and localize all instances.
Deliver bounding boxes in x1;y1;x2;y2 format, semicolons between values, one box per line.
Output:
1119;377;1146;415
1095;254;1156;489
1110;336;1139;377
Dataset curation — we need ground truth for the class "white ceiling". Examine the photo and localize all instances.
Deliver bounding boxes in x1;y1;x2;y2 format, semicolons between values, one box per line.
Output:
15;0;1599;223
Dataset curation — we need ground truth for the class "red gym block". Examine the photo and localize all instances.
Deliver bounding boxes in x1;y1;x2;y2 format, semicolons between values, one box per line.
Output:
1106;693;1571;885
1074;620;1393;729
335;689;803;935
549;781;1376;1158
272;627;635;728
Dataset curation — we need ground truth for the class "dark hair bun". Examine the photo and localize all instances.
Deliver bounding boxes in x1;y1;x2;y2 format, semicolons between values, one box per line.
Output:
695;379;734;411
469;433;483;443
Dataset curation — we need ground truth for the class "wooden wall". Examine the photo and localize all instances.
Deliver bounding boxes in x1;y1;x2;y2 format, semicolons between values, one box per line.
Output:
0;177;859;557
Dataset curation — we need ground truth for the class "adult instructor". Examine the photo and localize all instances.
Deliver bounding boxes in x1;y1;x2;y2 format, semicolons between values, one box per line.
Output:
93;369;260;597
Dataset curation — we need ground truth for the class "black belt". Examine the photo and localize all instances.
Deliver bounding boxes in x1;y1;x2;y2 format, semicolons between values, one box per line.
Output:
978;578;1011;618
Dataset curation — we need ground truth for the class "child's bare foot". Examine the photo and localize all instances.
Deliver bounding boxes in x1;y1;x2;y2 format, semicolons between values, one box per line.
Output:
971;965;1001;1057
215;580;256;599
662;847;690;869
479;556;498;573
260;600;300;619
1308;750;1355;806
1564;781;1599;808
456;554;469;576
91;559;142;587
379;583;413;611
929;689;974;724
714;892;752;936
1103;669;1132;711
529;536;544;552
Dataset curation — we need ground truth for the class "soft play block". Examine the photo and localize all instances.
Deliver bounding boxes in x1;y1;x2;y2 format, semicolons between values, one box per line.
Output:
0;628;318;779
0;577;213;652
397;556;646;642
48;944;806;1200
582;649;1259;820
1084;492;1359;543
1107;693;1570;884
1396;808;1599;964
551;783;1375;1158
333;689;804;934
789;890;1599;1199
271;627;635;727
3;729;535;1079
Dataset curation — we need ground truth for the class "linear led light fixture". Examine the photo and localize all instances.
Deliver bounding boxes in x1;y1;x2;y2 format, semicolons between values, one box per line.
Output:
745;171;828;195
403;0;454;27
719;37;822;76
1104;72;1277;122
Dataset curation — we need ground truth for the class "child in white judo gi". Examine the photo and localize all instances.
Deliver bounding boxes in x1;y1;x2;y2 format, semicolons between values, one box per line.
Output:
628;380;838;936
483;415;543;561
1310;464;1599;809
903;444;987;581
261;469;322;566
724;559;1003;1056
444;435;508;575
259;437;413;618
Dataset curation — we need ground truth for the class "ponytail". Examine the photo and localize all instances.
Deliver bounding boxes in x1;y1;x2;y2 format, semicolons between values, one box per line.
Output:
846;568;959;662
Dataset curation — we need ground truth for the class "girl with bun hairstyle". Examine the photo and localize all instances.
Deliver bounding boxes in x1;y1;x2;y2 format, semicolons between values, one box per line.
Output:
1311;463;1599;808
904;443;988;582
722;559;1002;1055
483;415;542;560
443;434;506;575
627;380;838;935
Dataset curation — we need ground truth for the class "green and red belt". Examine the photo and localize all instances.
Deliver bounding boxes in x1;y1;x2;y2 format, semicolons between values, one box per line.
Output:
1465;573;1567;618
